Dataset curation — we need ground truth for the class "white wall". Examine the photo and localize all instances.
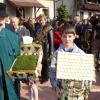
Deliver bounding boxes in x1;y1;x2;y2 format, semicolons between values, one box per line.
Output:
6;3;16;17
4;0;54;19
0;0;4;3
25;8;33;18
34;0;54;19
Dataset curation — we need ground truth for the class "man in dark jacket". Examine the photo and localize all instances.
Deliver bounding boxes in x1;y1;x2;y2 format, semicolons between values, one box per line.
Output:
90;14;100;70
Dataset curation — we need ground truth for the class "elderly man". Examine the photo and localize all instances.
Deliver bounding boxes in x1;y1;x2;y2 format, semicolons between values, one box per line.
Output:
11;17;30;42
0;3;20;100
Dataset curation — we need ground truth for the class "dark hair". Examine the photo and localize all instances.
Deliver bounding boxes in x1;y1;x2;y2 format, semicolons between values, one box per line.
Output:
90;14;100;27
57;20;64;26
42;23;52;33
0;3;7;18
38;14;47;21
61;24;76;35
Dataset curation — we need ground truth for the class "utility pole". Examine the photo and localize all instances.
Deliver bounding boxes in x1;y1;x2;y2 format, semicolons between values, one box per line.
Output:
61;0;63;5
54;0;63;17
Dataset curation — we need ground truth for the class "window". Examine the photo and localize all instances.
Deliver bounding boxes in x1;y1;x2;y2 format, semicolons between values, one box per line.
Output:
43;9;49;17
16;7;25;18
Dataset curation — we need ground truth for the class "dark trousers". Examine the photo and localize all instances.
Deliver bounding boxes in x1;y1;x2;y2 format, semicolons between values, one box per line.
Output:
41;59;49;83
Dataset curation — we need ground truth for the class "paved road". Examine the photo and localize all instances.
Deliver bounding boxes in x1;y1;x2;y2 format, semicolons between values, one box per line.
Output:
88;72;100;100
21;72;100;100
20;80;57;100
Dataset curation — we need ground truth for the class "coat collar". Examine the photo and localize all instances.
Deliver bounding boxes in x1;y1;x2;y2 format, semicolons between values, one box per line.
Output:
58;43;79;53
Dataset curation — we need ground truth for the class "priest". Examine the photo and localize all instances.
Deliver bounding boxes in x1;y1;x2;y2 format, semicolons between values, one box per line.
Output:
0;3;20;100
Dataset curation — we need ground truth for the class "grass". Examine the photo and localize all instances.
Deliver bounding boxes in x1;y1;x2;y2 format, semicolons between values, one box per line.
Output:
12;54;38;71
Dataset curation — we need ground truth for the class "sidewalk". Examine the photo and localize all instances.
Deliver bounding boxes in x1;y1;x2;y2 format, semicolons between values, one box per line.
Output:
21;72;100;100
20;80;58;100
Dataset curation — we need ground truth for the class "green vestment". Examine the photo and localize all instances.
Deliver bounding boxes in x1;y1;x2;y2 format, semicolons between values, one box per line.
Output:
0;28;20;100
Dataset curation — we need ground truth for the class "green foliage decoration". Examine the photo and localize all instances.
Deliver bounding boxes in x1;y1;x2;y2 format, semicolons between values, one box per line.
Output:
57;4;69;22
12;54;38;71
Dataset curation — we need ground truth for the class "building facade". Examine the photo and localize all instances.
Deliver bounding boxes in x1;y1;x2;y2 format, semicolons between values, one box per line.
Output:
55;0;100;20
0;0;54;19
76;0;100;20
36;0;54;19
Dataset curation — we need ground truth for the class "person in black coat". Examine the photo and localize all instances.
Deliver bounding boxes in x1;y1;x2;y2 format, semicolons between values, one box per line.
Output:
90;14;100;60
34;14;54;83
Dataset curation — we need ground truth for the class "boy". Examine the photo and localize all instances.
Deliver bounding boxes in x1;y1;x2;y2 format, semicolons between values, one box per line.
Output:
50;25;90;100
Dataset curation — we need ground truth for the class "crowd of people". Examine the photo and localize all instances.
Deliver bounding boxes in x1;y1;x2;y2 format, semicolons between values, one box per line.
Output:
0;2;100;100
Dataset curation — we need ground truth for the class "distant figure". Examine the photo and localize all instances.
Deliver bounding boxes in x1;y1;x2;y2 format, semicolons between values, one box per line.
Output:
34;14;47;39
53;20;64;50
90;14;100;70
73;15;82;47
23;18;35;38
11;17;30;42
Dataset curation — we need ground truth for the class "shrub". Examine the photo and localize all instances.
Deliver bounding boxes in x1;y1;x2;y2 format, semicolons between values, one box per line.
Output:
57;4;69;22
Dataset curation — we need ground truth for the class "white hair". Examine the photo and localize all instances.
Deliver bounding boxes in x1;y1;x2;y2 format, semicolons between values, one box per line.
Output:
11;16;19;22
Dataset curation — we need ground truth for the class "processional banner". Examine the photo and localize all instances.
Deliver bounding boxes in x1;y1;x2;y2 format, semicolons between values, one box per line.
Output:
56;52;96;81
